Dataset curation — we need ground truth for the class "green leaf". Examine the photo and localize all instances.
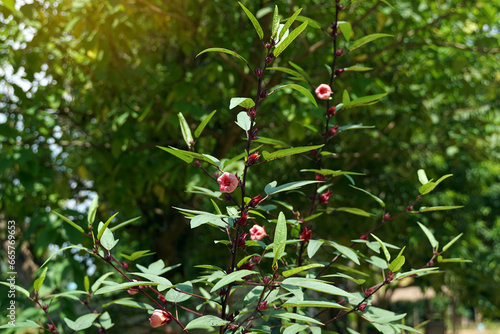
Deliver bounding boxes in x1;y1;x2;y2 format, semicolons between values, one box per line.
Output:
281;277;354;298
264;180;320;196
271;5;280;39
418;174;453;195
301;169;364;177
84;276;90;292
338;124;375;131
329;241;360;265
99;224;119;251
229;97;255;110
165;281;193;303
288;61;312;82
88;195;99;226
0;282;30;298
273;212;287;270
130;272;172;291
274;21;308;58
436;257;472;263
442;233;463;252
418;206;463;212
349;185;385;208
282;263;324;278
235;111;252;131
0;320;40;330
281;299;347;309
271;84;317;107
345;65;373;72
195;110;217;138
332;207;372;217
110;216;141;232
292;15;322;29
417;169;429;184
252;137;288;148
307;240;324;258
91;272;114;293
283;324;309;334
210;270;255;292
279;8;302;41
33;267;48;292
196;48;251;67
239;2;264;40
40;245;93;269
103;298;154;310
178;112;194;147
185;315;230;330
271;311;323;325
44;290;87;301
389;255;405;272
337;21;352;41
189;214;227;229
342;90;350;105
97;212;119;240
371;234;391;262
94;281;157;295
158;146;220;167
64;313;99;331
52;211;85;233
262;144;323;161
120;250;154;261
417;222;438;249
267;67;306;81
322;273;366;285
349;33;393;51
395;267;440;279
346;93;388;109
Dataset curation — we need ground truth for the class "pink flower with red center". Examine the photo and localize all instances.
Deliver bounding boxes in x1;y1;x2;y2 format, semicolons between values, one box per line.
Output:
217;172;238;193
315;84;333;100
149;309;172;328
249;224;267;241
319;191;333;204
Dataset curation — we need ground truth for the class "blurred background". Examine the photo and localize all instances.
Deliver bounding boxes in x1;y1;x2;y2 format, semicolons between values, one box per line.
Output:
0;0;498;332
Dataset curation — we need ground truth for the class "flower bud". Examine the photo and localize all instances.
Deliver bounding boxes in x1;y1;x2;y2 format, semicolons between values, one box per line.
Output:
158;294;167;303
149;309;172;328
250;129;258;140
337;4;344;10
315;173;326;181
247;107;256;118
336;0;341;3
358;303;367;312
262;276;271;285
265;53;274;64
236;213;248;227
384;213;391;221
238;231;248;249
364;288;374;297
258;301;268;311
335;68;344;76
407;205;414;211
260;89;267;99
335;48;343;56
329;125;339;137
252;256;261;263
360;234;368;240
249;194;264;207
299;226;312;243
42;304;49;311
122;262;129;270
255;67;263;77
328;106;337;117
265;43;271;50
319;191;333;204
273;273;279;280
247;152;260;165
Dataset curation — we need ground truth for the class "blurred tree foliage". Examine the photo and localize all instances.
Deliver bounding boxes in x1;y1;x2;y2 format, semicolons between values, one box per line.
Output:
1;0;499;326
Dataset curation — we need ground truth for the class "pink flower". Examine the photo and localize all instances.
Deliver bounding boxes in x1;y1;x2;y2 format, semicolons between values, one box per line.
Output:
315;84;332;100
249;224;267;241
149;309;172;328
319;191;333;204
217;172;238;193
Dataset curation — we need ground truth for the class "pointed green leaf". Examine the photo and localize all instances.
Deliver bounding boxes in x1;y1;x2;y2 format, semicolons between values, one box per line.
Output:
272;212;287;270
33;267;48;292
271;5;280;39
262;144;323;162
349;185;385;208
442;233;463;252
345;65;373;72
178;112;194;147
338;124;375;131
329;241;360;265
436;258;472;263
103;298;154;310
272;312;323;325
158;146;220;167
389;255;405;272
371;234;390;262
282;263;324;278
417;222;438;249
346;93;388;109
333;207;372;217
349;33;393;51
84;276;90;292
322;273;366;285
0;321;41;330
0;282;29;298
418;174;453;195
230;97;255;110
185;315;230;330
417;169;429;184
264;180;320;196
64;313;99;331
194;110;217;138
196;48;250;67
283;324;309;334
110;216;141;232
418;206;463;212
52;211;85;233
157;145;193;164
239;2;264;40
211;270;255;292
279;8;302;41
94;281;157;295
307;240;324;258
88;195;99;226
280;84;318;107
289;61;312;82
281;277;354;298
301;169;364;177
165;281;193;303
337;21;352;41
40;245;93;269
274;21;308;58
97;212;119;240
282;299;347;309
267;67;306;81
342;90;350;105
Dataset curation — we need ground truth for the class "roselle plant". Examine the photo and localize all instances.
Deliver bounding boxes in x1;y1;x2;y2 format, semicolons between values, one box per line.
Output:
1;2;467;333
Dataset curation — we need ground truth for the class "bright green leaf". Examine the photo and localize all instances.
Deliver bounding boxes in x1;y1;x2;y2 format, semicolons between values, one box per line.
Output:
371;234;391;262
417;222;438;249
262;144;323;162
88;195;99;226
442;233;463;252
196;48;251;67
178;112;194;147
349;33;393;51
338;21;352;41
271;84;317;107
194;110;217;138
52;211;85;234
264;180;320;196
279;8;303;41
349;185;385;208
274;21;308;58
239;2;264;40
282;263;324;277
273;212;287;270
211;270;255;292
185;315;230;330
